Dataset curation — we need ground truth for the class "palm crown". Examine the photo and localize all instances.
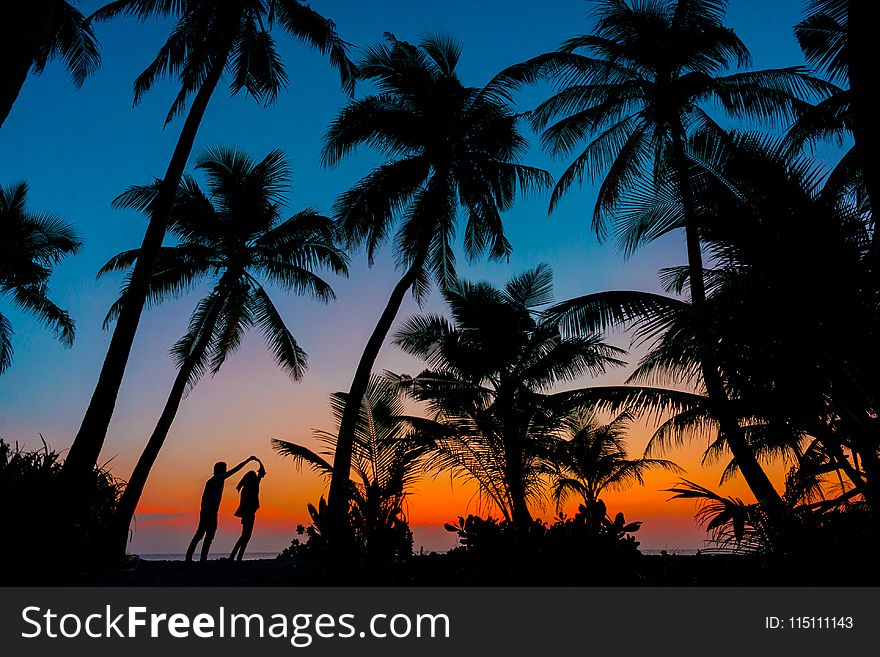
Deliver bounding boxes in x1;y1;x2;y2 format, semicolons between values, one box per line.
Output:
0;1;100;128
100;147;349;383
394;265;624;522
0;182;81;373
551;410;680;509
494;0;830;242
323;33;552;292
92;0;357;124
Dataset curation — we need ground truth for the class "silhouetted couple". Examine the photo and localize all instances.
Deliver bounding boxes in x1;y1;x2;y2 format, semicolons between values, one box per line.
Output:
185;455;266;562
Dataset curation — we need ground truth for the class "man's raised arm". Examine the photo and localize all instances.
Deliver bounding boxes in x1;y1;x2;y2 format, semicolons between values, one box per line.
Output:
224;456;256;479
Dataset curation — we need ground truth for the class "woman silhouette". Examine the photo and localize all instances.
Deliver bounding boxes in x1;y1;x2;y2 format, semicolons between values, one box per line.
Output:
228;459;267;561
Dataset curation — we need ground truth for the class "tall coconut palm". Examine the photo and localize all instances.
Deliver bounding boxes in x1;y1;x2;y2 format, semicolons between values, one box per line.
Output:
0;1;100;128
553;132;877;536
669;133;879;509
394;265;623;524
492;0;831;518
63;0;356;494
0;181;81;372
321;34;552;536
550;410;680;510
273;376;427;562
100;147;348;558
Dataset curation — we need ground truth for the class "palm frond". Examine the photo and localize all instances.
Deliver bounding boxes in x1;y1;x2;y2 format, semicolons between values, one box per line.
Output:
249;283;308;380
271;438;333;476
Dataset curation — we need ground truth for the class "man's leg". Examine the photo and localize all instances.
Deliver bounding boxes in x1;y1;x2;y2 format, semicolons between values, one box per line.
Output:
185;524;206;562
200;517;217;562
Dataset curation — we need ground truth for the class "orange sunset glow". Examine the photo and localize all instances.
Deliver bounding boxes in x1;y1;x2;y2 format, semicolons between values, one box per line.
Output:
118;353;784;555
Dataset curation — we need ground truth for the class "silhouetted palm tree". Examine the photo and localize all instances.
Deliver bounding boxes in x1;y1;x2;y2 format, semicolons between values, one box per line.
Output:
554;133;877;535
0;181;80;372
680;133;879;509
0;1;99;128
63;0;356;493
273;376;426;561
101;147;348;558
395;265;622;524
494;0;830;517
321;34;552;536
550;410;680;510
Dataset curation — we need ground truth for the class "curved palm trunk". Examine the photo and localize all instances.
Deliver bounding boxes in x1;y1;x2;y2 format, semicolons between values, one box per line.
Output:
105;353;198;559
326;252;428;545
671;128;787;522
0;0;55;128
62;48;229;498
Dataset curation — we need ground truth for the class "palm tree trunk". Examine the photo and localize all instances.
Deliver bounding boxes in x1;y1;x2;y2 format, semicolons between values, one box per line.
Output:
670;128;787;521
500;405;532;525
105;354;198;559
326;252;428;543
848;0;880;251
0;0;55;128
508;478;533;525
62;48;229;496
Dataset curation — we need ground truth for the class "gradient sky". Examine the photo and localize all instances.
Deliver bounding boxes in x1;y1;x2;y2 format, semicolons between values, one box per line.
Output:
0;0;837;554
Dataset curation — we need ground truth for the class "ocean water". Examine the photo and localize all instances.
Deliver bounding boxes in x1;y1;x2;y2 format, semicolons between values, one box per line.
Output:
138;552;280;561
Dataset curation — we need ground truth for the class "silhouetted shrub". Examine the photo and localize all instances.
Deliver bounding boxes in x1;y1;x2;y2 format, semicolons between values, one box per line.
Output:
0;439;123;583
442;500;642;584
278;496;413;576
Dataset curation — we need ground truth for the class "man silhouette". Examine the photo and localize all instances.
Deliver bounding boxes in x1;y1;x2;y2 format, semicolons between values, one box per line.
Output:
185;456;256;562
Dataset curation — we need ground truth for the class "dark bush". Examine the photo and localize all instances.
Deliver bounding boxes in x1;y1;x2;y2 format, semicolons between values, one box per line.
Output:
441;500;643;584
0;439;123;583
277;496;413;582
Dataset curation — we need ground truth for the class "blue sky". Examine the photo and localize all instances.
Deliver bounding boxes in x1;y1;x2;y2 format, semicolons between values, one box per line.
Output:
0;0;829;553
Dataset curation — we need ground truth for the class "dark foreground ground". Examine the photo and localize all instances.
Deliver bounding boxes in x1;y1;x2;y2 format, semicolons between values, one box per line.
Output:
55;552;827;586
